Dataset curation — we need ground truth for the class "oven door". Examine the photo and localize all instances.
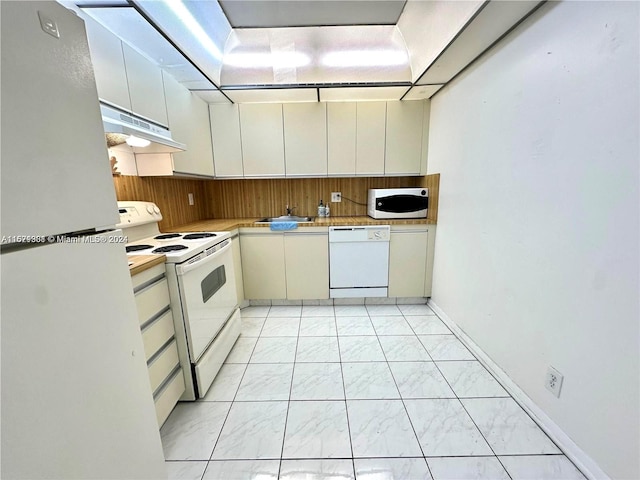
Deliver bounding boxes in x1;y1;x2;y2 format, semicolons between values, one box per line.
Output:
175;239;237;363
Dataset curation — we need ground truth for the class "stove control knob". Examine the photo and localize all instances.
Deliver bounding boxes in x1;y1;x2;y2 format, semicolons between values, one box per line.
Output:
146;205;154;214
153;206;160;215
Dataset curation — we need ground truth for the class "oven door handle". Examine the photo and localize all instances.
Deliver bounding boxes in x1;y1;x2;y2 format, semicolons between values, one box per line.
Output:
176;239;231;276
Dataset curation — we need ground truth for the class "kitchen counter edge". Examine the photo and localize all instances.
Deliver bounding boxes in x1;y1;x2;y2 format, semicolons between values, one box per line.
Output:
128;254;166;276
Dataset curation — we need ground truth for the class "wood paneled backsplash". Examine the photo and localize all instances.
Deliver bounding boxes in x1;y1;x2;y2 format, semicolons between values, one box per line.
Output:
113;176;208;231
205;177;422;218
422;173;440;224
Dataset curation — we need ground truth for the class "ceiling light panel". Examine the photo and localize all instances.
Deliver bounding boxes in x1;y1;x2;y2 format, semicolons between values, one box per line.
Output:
319;86;409;102
218;0;406;28
221;26;411;86
403;85;444;100
222;88;317;104
416;1;542;85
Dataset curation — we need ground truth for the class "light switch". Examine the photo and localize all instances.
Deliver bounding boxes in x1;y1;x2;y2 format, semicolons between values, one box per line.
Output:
188;193;194;206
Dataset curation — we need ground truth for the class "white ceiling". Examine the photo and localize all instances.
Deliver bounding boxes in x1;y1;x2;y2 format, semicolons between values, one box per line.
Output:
71;0;543;104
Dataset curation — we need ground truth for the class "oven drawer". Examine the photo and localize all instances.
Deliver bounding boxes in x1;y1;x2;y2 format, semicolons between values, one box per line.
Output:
135;277;170;327
148;340;180;394
141;309;174;361
154;368;185;428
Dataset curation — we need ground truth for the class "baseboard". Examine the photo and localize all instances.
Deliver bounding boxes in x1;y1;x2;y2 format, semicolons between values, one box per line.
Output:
427;299;610;480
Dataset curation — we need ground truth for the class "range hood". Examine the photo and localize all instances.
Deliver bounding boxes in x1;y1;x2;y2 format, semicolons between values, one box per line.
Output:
101;103;186;154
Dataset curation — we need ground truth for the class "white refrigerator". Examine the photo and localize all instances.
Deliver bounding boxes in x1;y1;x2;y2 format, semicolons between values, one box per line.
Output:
1;2;166;478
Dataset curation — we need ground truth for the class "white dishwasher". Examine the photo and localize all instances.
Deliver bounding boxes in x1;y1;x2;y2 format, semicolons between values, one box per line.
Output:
329;225;391;298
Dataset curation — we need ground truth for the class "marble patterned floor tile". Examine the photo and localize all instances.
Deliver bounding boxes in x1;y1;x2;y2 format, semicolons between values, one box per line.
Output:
203;460;280;480
354;458;432;480
290;363;345;400
404;399;493;456
498;455;586;479
388;362;455;399
342;362;400;399
427;456;510;480
338;336;386;362
282;401;352;458
165;461;208;480
398;304;436;316
202;364;247;401
436;361;508;398
268;305;302;317
280;459;355;480
365;304;402;316
299;317;337;336
378;336;432;361
260;317;301;337
370;316;415;335
461;398;562;455
250;337;298;363
225;337;258;364
241;306;271;317
347;400;423;457
334;305;368;316
296;336;341;362
211;401;288;460
161;402;232;460
335;316;376;336
301;305;336;317
235;363;294;401
406;316;451;335
418;335;475;361
241;317;266;337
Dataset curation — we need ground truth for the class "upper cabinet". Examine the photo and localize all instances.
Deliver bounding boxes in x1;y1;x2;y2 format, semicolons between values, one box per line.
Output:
385;100;424;175
162;72;215;177
356;102;387;175
327;102;357;176
210;104;244;178
240;104;285;177
283;103;327;176
122;44;168;126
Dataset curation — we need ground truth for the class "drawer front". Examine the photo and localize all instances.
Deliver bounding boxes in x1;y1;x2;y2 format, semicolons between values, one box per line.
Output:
131;263;165;291
135;278;170;326
141;309;174;361
155;368;185;427
148;340;180;394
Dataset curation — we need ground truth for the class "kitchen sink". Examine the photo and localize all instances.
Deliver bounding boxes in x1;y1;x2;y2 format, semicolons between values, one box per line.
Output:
256;215;314;223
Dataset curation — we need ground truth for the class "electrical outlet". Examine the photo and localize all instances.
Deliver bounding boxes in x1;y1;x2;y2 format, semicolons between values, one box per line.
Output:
331;192;342;202
188;193;194;206
545;366;563;397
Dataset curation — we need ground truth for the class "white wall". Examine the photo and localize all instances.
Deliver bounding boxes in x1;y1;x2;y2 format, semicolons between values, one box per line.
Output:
427;2;639;479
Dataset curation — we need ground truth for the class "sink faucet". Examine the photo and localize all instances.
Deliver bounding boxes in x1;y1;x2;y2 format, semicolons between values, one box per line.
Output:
285;204;296;216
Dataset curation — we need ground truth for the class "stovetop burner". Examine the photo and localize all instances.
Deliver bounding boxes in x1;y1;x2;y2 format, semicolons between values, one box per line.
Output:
183;233;216;240
153;245;188;253
155;233;182;240
126;244;153;253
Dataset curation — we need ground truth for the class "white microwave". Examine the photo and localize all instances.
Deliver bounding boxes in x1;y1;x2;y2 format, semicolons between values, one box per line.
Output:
368;188;429;219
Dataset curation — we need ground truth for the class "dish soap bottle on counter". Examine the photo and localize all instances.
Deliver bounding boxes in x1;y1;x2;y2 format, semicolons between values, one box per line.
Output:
325;203;330;217
318;200;326;217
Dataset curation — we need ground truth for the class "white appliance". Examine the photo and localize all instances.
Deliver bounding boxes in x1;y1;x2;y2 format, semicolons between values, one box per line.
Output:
117;201;240;400
329;225;391;298
368;187;429;219
0;3;166;479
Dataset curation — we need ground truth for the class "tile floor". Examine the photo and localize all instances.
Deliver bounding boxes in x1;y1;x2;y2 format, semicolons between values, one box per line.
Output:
161;304;586;480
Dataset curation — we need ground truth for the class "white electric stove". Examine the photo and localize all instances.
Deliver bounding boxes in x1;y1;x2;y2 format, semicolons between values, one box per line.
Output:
118;201;240;401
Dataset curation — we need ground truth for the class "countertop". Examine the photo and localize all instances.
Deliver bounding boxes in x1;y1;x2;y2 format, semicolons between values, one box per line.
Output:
167;216;434;233
128;254;166;276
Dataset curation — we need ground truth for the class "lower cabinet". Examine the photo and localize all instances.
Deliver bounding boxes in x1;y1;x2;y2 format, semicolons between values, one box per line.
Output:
231;233;245;304
388;225;436;298
240;228;329;300
132;262;184;428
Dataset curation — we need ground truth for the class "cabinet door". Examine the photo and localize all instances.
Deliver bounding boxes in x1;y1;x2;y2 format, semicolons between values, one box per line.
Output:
83;15;131;111
425;225;436;297
163;72;215;177
385;101;424;175
284;233;329;299
240;104;285;177
327;102;356;176
231;236;245;304
284;103;327;176
240;234;286;299
356;102;386;175
122;44;168;126
388;230;428;298
210;104;244;177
